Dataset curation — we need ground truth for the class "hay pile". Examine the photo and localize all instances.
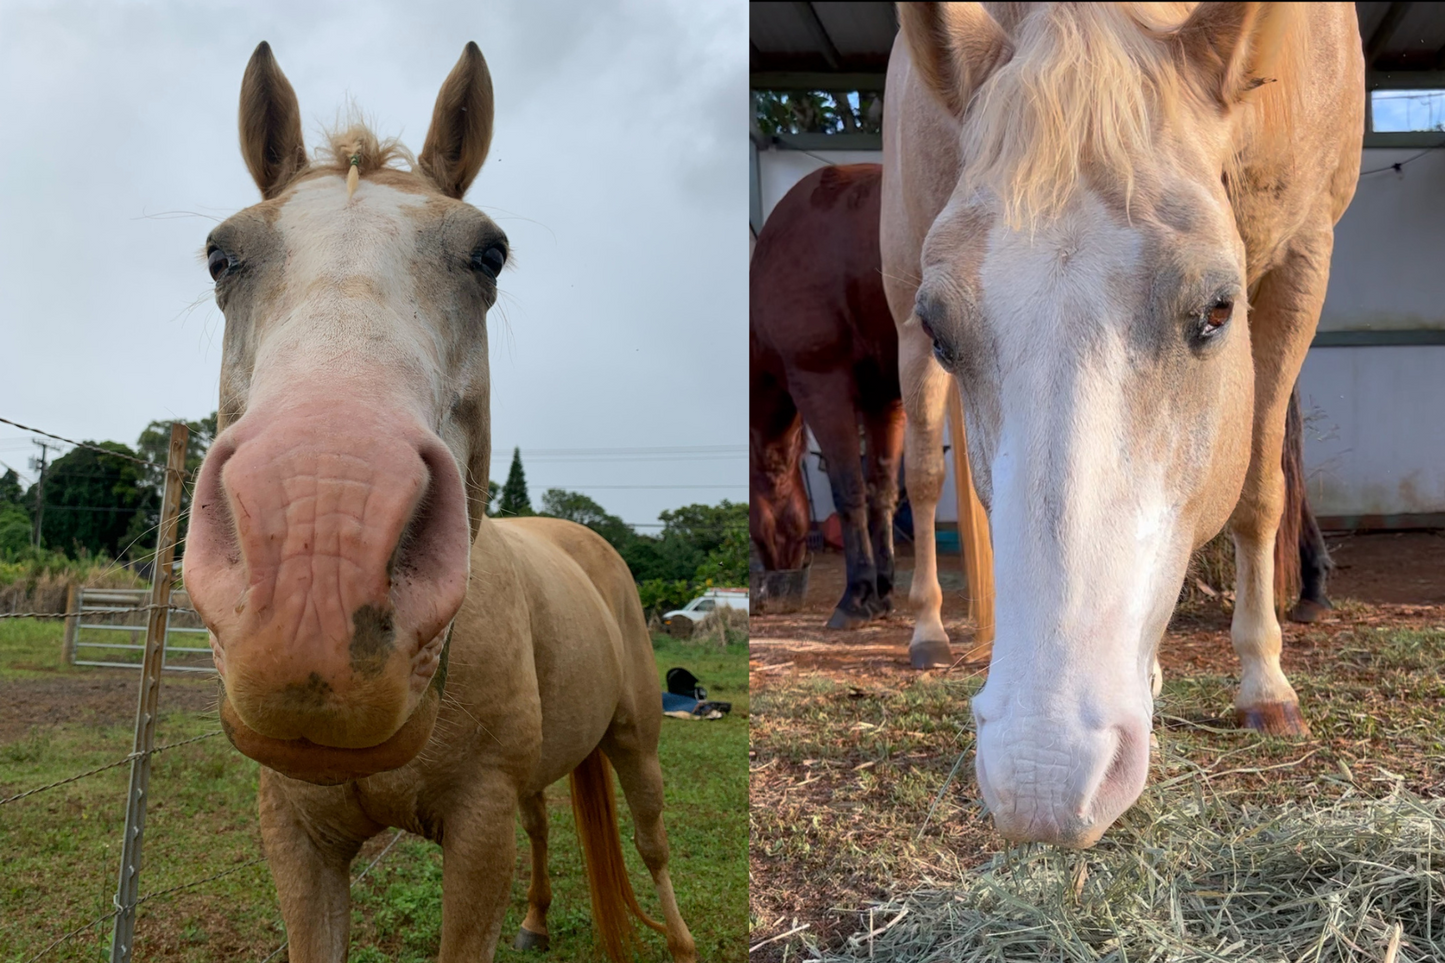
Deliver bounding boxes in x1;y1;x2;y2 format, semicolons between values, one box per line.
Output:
1179;530;1236;610
691;605;749;647
828;782;1445;962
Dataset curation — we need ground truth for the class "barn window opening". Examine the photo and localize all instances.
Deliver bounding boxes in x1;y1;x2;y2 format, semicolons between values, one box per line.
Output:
752;90;883;138
1370;88;1445;133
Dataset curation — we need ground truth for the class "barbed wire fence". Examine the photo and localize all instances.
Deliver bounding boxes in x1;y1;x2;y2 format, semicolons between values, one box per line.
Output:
0;418;410;963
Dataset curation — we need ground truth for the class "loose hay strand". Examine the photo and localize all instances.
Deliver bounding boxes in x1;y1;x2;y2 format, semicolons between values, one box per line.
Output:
824;775;1445;963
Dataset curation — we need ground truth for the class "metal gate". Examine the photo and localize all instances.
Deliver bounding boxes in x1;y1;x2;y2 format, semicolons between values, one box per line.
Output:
68;587;214;673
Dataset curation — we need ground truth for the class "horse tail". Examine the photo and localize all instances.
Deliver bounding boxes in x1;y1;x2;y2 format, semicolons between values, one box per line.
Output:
569;746;666;963
1274;384;1305;613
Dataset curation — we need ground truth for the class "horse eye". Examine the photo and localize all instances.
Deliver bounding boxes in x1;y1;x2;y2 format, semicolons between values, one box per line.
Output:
1205;299;1233;330
207;247;233;282
471;243;506;280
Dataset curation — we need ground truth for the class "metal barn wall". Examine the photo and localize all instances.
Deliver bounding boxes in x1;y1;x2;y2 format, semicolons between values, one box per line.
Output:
756;145;1445;525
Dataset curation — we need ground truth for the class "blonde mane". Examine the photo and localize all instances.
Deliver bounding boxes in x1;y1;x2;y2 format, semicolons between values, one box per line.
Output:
959;3;1297;228
313;121;417;178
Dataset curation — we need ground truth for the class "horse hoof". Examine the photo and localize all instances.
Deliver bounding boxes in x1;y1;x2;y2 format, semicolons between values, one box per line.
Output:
513;927;550;952
1236;702;1311;736
909;638;952;669
826;608;871;630
1287;598;1331;624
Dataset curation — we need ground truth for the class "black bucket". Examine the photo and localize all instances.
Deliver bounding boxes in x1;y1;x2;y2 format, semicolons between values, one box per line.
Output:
751;560;811;614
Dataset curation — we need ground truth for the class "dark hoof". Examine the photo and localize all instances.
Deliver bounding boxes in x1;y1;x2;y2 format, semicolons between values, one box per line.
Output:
864;594;892;618
909;638;953;669
826;607;871;630
1236;702;1311;736
1287;598;1332;624
513;927;550;952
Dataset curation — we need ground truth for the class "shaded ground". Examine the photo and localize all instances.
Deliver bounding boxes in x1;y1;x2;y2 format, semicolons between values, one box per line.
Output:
749;532;1445;959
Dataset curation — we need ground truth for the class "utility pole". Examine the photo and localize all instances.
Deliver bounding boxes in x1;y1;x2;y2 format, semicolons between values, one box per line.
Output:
30;441;49;549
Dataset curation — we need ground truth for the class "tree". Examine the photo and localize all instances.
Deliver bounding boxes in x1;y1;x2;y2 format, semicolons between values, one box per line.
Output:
497;448;533;517
540;488;634;551
128;414;218;559
0;468;22;506
27;442;152;558
0;470;28;558
486;479;501;515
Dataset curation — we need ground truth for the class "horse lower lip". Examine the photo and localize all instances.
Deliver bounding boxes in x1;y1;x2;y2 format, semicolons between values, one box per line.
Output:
219;688;440;785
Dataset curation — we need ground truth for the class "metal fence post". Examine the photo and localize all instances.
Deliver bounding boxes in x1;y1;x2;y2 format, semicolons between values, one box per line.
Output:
109;422;188;963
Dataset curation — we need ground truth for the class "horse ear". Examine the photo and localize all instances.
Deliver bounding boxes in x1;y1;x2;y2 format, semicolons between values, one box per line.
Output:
238;42;308;199
419;42;495;199
1173;2;1283;107
896;2;1012;119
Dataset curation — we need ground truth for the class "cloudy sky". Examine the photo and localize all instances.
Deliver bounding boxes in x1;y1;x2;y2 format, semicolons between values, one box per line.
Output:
0;0;746;529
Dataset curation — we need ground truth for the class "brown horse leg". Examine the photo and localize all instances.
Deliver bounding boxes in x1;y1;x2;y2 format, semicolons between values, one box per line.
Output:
437;774;520;961
863;400;907;613
257;770;371;963
790;371;882;628
513;790;552;951
897;320;954;667
749;378;810;572
1229;241;1332;736
599;738;698;963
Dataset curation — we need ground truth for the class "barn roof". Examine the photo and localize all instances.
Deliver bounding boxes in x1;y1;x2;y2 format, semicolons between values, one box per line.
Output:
751;3;1445;88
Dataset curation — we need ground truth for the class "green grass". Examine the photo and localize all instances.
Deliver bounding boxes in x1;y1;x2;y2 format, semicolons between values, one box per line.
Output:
0;620;747;962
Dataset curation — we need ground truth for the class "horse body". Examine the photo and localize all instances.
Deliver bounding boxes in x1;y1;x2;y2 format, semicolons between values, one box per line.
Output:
750;164;905;627
187;42;694;962
882;2;1362;846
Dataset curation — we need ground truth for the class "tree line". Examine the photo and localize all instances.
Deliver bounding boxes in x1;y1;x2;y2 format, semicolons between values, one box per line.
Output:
1;427;744;614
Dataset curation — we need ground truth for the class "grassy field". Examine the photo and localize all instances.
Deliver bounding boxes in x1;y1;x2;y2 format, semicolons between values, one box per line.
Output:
749;601;1445;961
0;620;747;963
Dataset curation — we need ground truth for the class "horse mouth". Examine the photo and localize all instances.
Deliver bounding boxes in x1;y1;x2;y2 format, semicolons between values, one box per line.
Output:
218;685;441;785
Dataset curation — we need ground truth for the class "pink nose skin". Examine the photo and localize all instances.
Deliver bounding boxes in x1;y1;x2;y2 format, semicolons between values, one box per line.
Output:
186;394;471;751
973;711;1152;848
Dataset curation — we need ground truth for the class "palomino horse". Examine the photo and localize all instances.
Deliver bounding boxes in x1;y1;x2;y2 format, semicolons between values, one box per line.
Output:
751;163;1331;656
750;164;905;631
185;43;696;961
882;2;1361;846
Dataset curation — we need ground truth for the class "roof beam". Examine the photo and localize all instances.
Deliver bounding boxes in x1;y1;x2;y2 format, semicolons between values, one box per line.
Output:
1366;2;1415;68
793;2;841;70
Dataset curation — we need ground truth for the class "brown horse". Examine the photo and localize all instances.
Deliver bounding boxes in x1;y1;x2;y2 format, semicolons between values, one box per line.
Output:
750;164;905;630
185;43;696;961
883;2;1362;846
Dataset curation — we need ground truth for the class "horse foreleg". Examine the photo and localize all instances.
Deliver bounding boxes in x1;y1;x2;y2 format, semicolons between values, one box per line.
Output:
790;372;881;628
863;401;906;612
257;770;369;963
600;738;698;963
1229;243;1331;736
899;319;953;667
438;775;519;962
513;790;552;951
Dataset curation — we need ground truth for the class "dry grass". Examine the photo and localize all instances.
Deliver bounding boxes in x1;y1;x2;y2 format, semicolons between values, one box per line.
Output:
693;606;750;647
0;559;145;616
749;605;1445;962
1178;530;1236;610
823;762;1445;962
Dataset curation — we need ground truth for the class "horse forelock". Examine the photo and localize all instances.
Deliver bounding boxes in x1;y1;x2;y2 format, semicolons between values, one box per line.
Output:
960;2;1298;229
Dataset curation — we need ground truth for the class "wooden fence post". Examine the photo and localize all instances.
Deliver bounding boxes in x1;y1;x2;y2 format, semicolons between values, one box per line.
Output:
61;582;79;666
946;387;995;660
109;422;188;963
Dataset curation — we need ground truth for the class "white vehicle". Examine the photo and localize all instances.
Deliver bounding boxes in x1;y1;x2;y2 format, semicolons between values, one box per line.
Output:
662;588;750;635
